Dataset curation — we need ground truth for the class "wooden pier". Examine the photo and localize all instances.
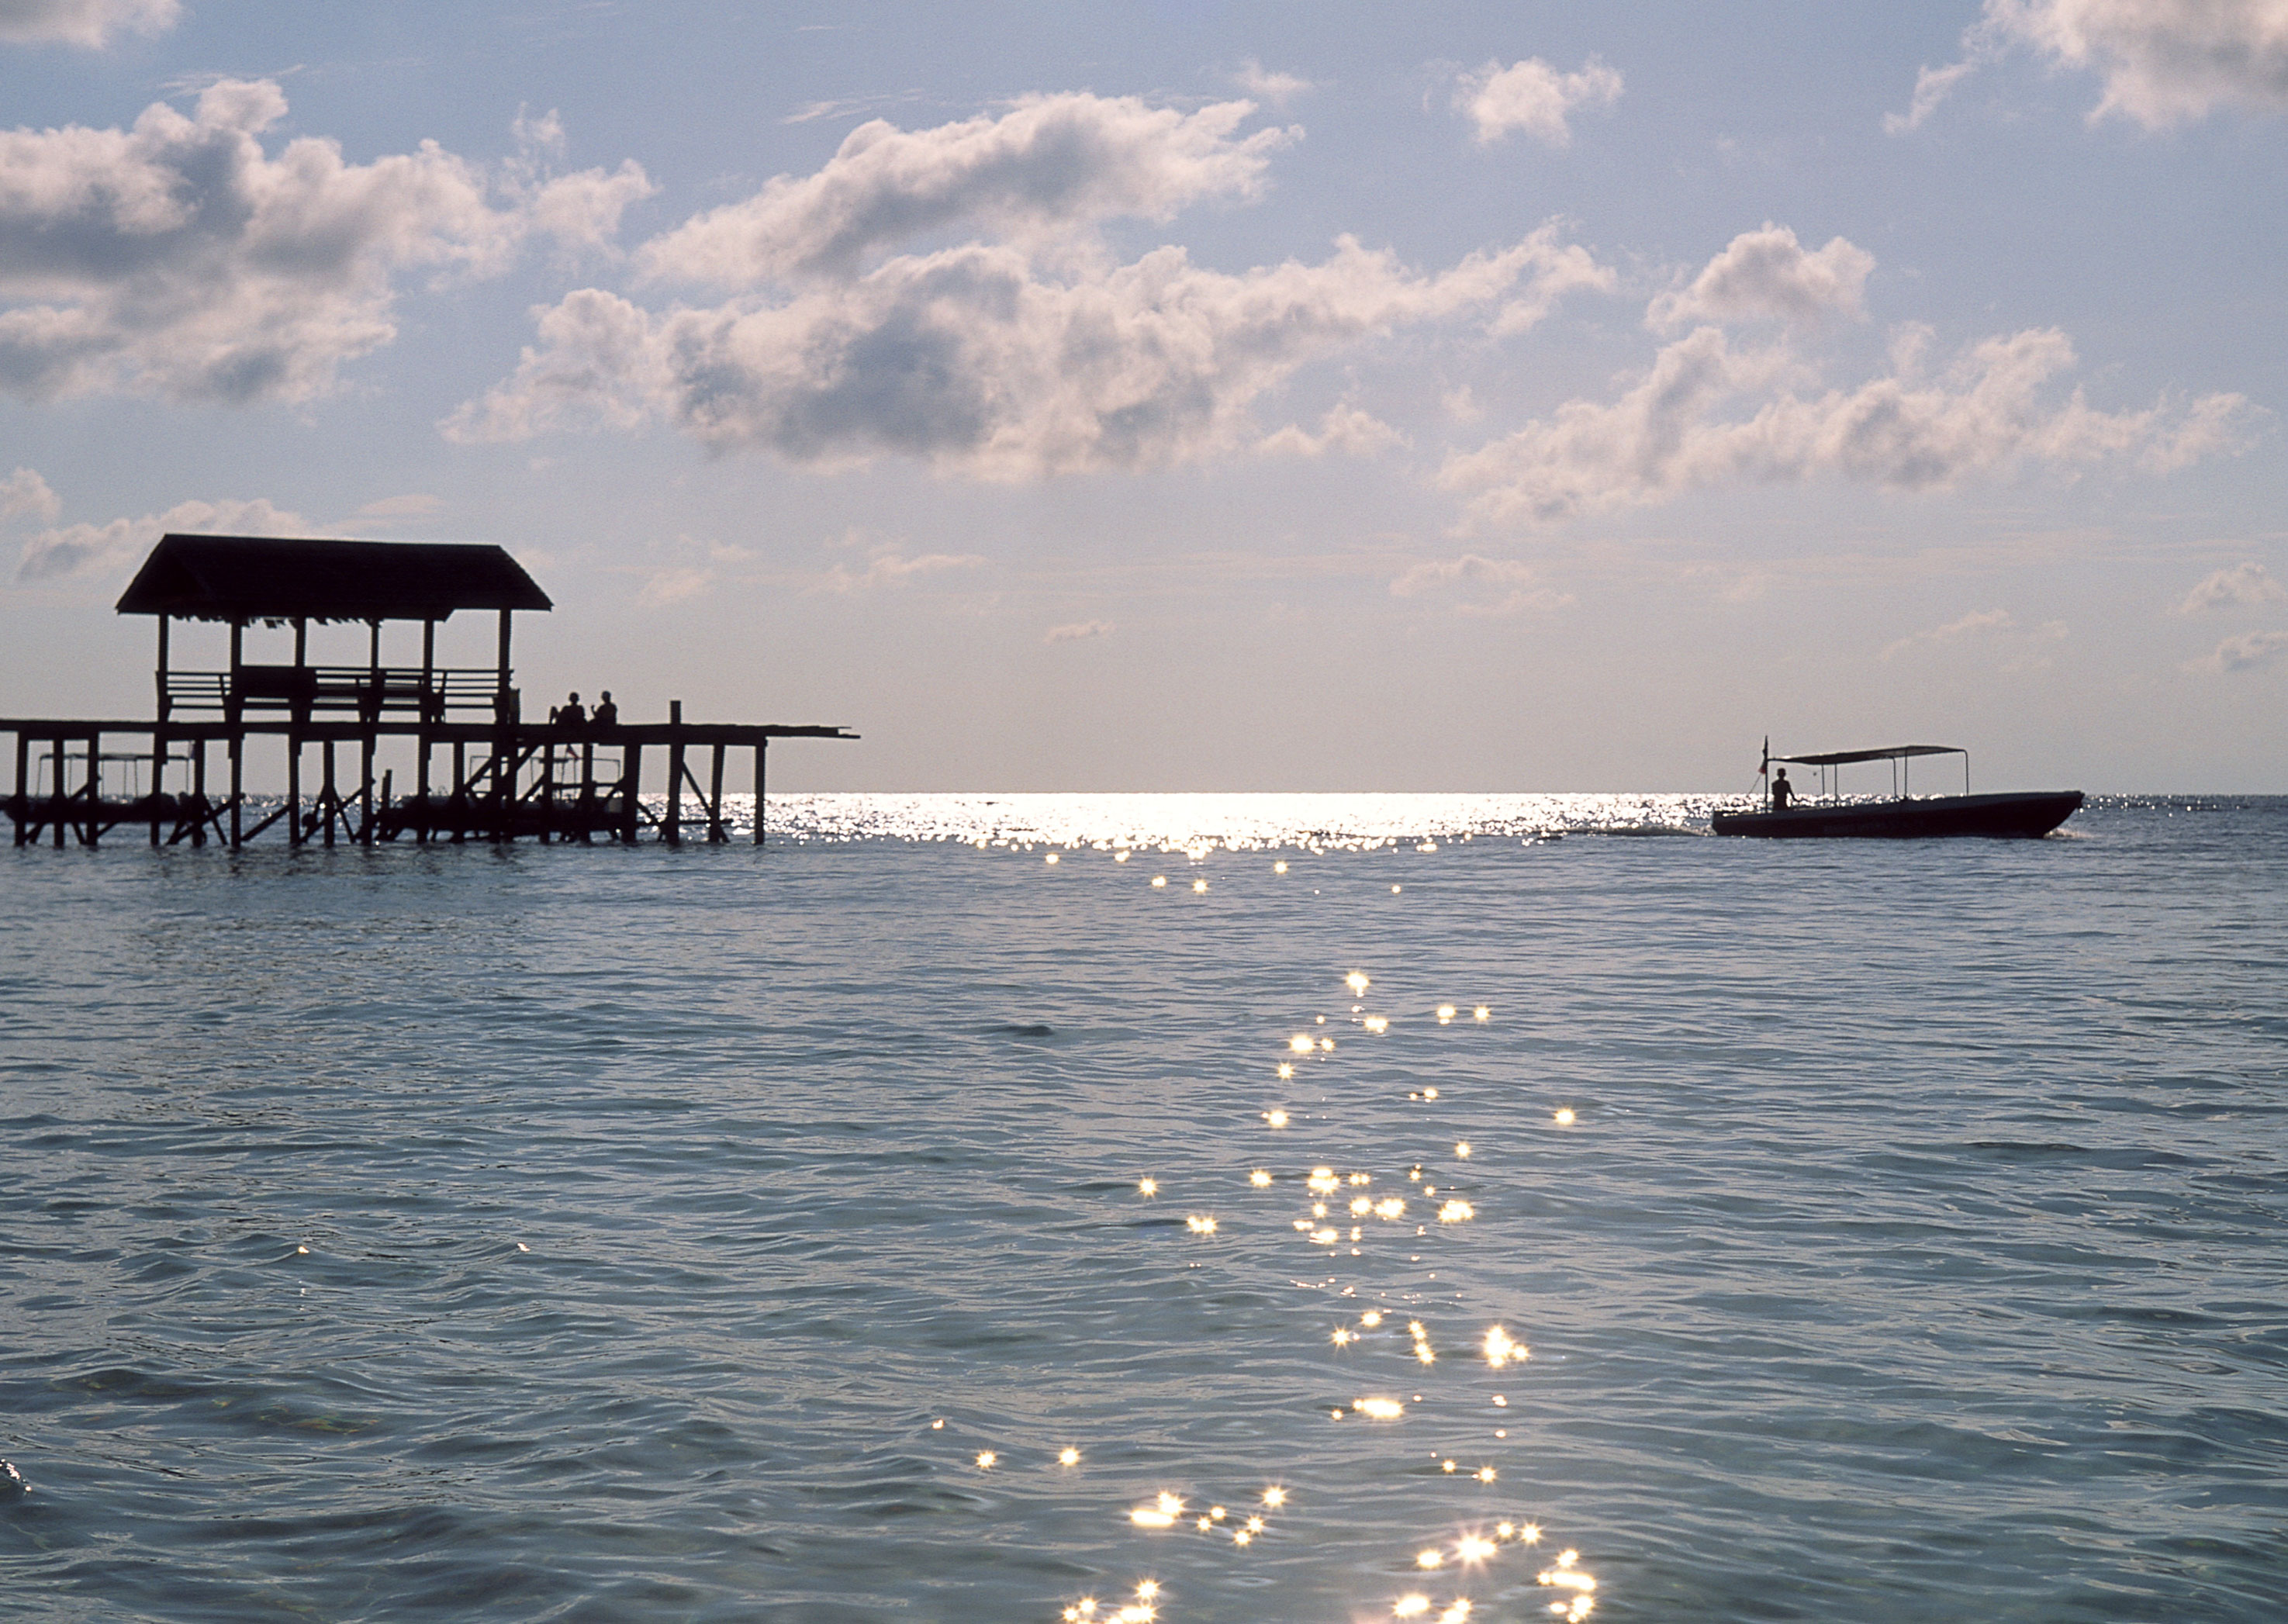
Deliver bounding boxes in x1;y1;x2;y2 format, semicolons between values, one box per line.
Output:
3;534;855;851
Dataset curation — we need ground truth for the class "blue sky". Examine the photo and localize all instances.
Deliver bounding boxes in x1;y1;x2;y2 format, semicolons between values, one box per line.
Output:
2;1;2282;790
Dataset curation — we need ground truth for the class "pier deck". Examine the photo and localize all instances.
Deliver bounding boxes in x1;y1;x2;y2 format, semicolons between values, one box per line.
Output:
3;714;856;849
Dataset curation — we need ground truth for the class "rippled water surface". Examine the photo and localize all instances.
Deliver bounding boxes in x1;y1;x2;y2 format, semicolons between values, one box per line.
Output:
3;795;2284;1622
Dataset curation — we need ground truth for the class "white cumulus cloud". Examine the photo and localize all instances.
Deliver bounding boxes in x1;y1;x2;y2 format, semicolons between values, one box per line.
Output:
2178;559;2287;612
1892;0;2288;131
1440;323;2252;528
0;0;176;47
1647;225;1875;332
0;81;651;403
16;494;313;581
0;464;60;520
1234;60;1317;109
1259;402;1408;458
452;233;1600;478
1454;56;1623;145
2203;628;2288;671
639;94;1293;286
454;95;1611;477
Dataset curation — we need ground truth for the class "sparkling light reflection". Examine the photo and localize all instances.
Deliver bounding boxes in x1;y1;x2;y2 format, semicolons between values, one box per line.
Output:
885;848;1619;1620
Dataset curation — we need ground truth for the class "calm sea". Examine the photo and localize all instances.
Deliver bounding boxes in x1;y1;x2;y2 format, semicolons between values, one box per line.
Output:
3;795;2283;1623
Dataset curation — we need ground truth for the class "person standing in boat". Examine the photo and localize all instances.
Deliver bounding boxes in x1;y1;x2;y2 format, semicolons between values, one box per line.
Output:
1771;767;1798;810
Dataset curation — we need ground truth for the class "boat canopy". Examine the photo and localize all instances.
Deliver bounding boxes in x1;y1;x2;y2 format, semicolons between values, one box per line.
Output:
1772;744;1961;767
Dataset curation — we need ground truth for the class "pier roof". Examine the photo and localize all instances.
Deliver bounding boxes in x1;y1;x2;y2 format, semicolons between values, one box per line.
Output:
116;534;552;623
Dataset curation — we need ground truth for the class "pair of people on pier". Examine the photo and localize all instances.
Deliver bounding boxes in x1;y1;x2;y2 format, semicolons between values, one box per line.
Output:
549;691;618;729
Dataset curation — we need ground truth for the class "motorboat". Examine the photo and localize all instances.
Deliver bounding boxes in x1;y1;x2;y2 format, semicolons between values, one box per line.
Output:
1710;743;2082;838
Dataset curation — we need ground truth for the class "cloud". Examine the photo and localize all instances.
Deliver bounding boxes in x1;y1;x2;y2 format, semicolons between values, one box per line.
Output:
1389;553;1573;617
818;551;986;592
1235;60;1316;109
1892;0;2288;132
1043;617;1114;642
0;464;59;520
638;93;1295;285
450;229;1599;476
1882;606;2016;659
1440;322;2255;527
1882;608;2070;667
1454;56;1623;145
2205;628;2288;670
782;91;931;126
1259;402;1408;458
1488;222;1615;335
355;492;442;518
0;0;176;47
455;96;1612;476
16;494;312;581
1647;225;1875;331
2178;559;2288;613
634;563;714;607
0;81;652;403
1886;58;1986;133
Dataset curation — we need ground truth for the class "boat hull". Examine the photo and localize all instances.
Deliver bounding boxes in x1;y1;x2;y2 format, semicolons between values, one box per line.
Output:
1710;790;2083;839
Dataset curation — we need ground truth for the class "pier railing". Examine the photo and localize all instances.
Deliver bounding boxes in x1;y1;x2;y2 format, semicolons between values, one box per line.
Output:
161;666;505;724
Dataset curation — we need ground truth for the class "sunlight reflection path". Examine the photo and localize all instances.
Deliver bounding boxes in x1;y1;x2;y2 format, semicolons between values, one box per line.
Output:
911;832;1607;1622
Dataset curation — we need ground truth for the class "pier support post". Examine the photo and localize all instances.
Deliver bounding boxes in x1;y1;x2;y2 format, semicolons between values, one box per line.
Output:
415;620;434;843
493;608;514;842
359;736;375;844
620;741;641;845
707;744;727;842
754;741;766;845
150;726;164;847
226;619;244;850
286;736;302;846
579;741;596;844
51;736;65;847
361;620;379;845
191;740;207;847
540;739;555;843
323;739;338;848
12;731;26;846
665;700;684;847
151;616;169;847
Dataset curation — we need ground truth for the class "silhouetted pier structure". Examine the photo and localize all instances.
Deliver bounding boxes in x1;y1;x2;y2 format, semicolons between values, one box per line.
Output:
4;534;855;849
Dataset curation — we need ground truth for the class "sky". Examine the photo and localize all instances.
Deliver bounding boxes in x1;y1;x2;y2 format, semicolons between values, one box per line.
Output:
2;0;2283;792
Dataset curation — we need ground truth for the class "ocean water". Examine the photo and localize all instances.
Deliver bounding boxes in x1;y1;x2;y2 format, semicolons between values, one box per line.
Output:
2;794;2283;1623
